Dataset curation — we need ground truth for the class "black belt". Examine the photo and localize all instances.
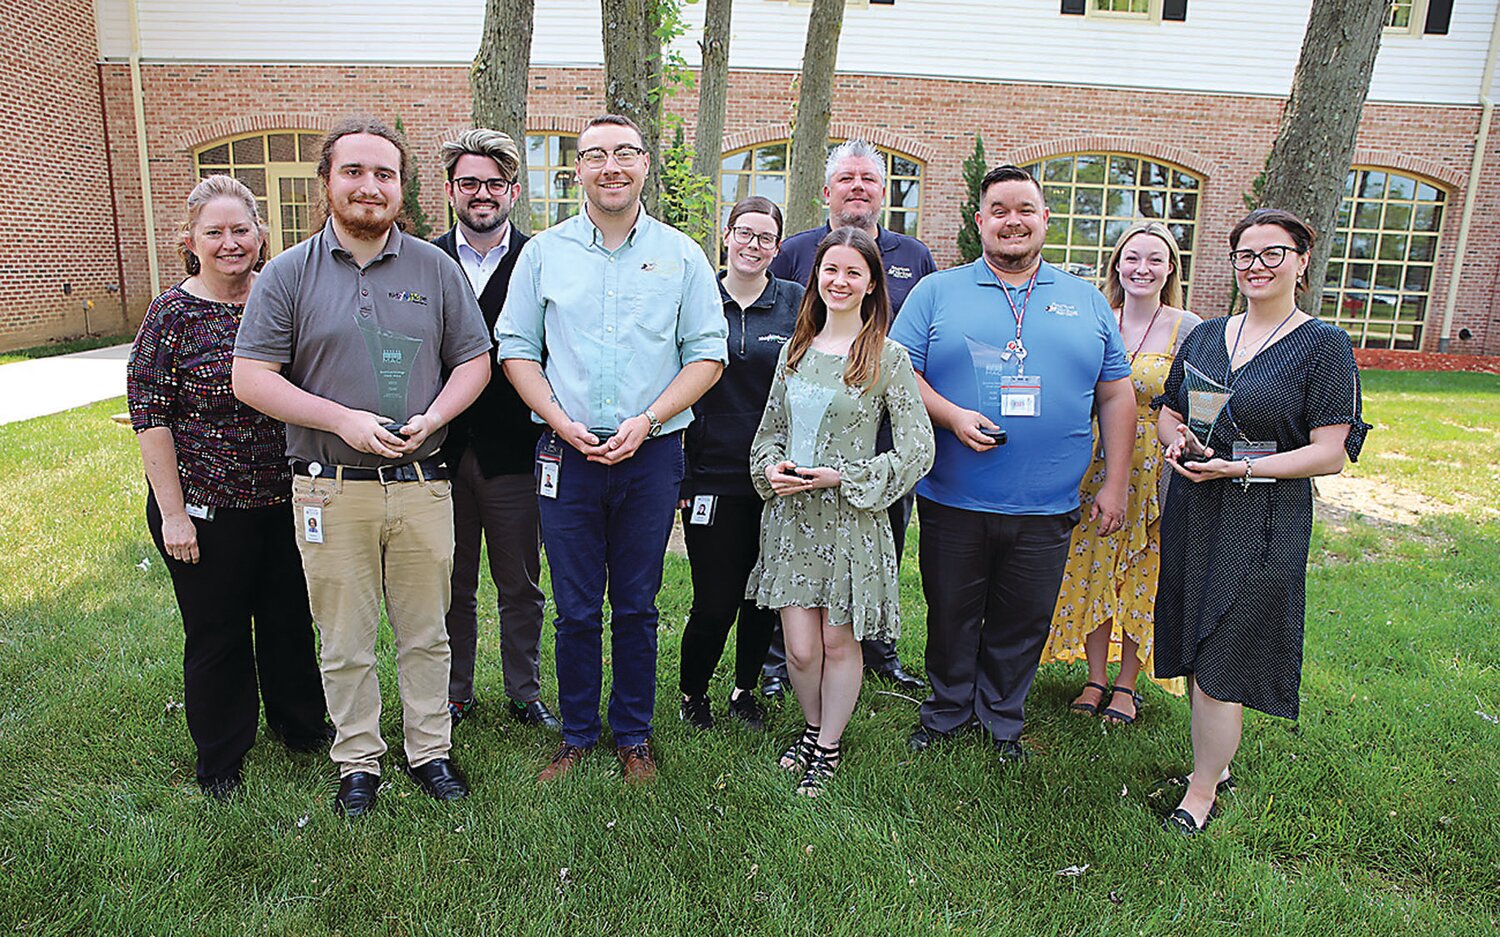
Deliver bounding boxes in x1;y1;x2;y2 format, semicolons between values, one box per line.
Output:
291;458;450;483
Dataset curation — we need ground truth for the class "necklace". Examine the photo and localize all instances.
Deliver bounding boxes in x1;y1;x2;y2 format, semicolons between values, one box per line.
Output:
1118;302;1164;365
1231;310;1297;361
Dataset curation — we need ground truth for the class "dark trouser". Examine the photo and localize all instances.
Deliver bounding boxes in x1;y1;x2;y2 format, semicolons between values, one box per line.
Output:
539;432;683;749
445;450;546;704
147;492;327;786
762;490;913;678
916;497;1077;742
679;493;776;696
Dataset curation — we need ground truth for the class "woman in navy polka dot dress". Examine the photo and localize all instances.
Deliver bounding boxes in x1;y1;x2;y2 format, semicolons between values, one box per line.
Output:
1152;208;1371;835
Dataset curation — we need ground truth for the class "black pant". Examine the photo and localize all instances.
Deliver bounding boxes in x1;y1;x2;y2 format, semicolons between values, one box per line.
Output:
915;497;1077;741
762;491;913;678
679;494;777;696
147;493;327;785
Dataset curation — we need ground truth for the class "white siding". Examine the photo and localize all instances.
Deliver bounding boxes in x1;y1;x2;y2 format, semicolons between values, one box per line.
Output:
94;0;1493;105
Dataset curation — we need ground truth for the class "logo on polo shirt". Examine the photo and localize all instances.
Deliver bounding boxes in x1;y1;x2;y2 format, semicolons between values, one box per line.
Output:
887;265;913;279
761;334;790;344
1046;302;1080;317
388;290;429;306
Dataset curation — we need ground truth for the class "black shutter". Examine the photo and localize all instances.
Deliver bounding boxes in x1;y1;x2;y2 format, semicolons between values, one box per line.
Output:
1424;0;1453;35
1163;0;1187;22
1061;0;1086;15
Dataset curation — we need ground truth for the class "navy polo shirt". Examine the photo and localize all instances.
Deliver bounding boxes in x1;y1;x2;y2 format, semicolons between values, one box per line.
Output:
769;223;937;315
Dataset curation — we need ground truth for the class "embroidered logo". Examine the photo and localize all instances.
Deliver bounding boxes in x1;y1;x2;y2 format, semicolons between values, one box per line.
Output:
887;264;913;279
760;333;790;343
1046;302;1079;317
388;290;429;306
640;262;657;272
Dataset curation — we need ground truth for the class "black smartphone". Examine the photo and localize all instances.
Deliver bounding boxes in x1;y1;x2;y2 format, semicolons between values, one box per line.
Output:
979;427;1007;445
382;421;410;440
589;427;617;444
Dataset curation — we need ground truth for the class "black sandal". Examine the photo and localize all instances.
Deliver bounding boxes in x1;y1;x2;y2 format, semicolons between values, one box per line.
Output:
1162;806;1211;835
796;741;842;797
1069;681;1110;715
1101;684;1144;724
779;723;819;774
1155;773;1235;796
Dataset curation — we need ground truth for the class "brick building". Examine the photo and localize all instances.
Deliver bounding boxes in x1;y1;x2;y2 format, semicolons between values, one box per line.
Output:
4;0;1498;355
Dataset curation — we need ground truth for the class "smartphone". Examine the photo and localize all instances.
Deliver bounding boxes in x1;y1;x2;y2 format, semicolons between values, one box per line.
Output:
382;421;411;440
588;427;617;444
783;464;814;480
979;427;1007;445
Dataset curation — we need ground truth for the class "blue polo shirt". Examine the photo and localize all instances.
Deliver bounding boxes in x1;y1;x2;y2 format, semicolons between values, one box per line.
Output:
889;259;1130;515
769;224;937;314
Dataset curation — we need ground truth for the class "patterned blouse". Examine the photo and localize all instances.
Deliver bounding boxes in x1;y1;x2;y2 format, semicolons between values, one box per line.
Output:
127;284;292;508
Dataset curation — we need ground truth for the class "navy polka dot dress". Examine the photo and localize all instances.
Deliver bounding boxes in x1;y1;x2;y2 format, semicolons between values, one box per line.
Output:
1152;317;1370;719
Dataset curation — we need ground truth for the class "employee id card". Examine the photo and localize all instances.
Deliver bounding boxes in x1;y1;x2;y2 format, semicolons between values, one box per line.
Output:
294;463;329;543
537;435;563;499
688;494;718;526
1231;439;1277;483
1000;374;1043;417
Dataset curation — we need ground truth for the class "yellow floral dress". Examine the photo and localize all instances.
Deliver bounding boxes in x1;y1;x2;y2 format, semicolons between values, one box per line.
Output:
1041;315;1189;694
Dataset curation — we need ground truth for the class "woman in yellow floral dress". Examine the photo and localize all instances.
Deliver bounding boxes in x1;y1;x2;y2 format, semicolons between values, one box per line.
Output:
1042;222;1199;723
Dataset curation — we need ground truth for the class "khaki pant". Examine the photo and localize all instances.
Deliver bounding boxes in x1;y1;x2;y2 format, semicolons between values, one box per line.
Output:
293;473;455;776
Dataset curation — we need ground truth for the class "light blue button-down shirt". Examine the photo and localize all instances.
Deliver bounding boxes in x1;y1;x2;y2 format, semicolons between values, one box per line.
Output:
496;206;728;434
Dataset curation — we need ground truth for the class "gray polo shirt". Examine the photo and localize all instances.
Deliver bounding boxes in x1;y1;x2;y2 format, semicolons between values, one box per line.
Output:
236;221;491;467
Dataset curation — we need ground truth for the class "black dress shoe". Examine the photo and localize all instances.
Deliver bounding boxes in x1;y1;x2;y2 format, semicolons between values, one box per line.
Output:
279;722;336;754
406;757;469;801
992;737;1029;766
334;771;380;817
726;691;767;731
199;773;243;800
868;662;927;693
760;673;787;699
906;724;953;754
509;698;562;731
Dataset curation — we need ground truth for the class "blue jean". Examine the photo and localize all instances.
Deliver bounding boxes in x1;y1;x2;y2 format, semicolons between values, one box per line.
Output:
539;432;684;748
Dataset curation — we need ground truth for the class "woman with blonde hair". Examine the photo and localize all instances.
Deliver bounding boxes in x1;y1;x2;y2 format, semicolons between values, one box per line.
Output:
1041;221;1200;724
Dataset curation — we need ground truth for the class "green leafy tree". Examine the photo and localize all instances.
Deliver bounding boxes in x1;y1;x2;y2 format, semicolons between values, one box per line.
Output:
957;134;986;263
394;117;433;239
657;122;716;250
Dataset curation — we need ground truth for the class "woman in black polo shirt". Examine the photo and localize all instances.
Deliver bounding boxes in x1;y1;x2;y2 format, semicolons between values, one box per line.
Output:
678;197;803;732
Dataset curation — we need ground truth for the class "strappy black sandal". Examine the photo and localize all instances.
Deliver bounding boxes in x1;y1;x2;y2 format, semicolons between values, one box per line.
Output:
1101;684;1144;724
1069;681;1110;715
796;741;842;798
779;723;819;773
1162;806;1211;835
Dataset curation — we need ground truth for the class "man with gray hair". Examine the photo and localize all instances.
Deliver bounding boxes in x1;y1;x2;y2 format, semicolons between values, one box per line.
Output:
765;138;937;695
432;129;560;733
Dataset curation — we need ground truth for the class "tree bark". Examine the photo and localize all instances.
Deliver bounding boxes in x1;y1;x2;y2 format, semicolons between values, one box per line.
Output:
601;0;664;214
471;0;536;233
785;0;845;236
691;0;733;256
1259;0;1387;317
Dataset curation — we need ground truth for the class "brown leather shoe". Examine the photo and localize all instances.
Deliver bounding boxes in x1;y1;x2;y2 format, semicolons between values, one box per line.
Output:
616;741;657;784
537;742;589;782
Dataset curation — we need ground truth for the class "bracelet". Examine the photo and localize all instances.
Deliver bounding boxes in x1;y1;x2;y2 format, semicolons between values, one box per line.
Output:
1237;458;1254;491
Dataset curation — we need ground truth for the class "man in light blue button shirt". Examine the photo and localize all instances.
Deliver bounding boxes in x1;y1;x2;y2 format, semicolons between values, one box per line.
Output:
497;114;727;783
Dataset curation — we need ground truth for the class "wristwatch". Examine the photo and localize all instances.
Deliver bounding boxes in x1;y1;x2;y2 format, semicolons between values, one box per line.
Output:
644;407;663;438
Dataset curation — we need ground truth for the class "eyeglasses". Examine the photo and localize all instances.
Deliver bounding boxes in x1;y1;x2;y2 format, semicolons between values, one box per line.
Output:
1229;245;1304;271
453;176;515;195
577;144;647;169
727;226;778;249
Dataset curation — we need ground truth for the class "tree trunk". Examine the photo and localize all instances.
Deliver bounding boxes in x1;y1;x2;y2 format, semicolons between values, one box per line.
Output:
691;0;733;257
471;0;536;233
601;0;664;214
1259;0;1387;317
785;0;845;236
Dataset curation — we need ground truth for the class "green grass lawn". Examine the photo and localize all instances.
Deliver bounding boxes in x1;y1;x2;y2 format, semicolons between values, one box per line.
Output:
1;372;1497;935
0;332;135;365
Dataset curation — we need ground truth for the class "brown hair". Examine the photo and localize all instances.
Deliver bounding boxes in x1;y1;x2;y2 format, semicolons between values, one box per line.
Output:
178;175;268;274
784;227;891;393
1231;207;1316;292
579;113;645;148
316;115;410;183
725;195;784;240
978;163;1045;203
440;128;520;181
1103;221;1184;309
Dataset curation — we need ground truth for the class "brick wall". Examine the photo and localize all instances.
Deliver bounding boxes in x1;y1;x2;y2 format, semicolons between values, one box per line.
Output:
0;0;126;350
38;62;1500;356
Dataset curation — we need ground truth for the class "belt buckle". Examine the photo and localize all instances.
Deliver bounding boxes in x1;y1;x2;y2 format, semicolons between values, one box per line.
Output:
377;464;399;485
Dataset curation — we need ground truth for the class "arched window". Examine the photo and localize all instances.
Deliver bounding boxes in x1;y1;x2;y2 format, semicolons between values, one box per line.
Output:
716;140;925;238
525;133;580;231
1324;169;1445;350
194;131;322;254
1023;153;1202;301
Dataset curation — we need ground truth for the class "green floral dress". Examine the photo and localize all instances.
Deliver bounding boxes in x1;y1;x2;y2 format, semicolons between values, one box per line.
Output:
746;339;935;640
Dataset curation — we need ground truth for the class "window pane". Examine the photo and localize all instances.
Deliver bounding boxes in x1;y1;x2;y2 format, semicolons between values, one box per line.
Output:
1409;234;1437;262
890;178;919;209
1384;202;1413;231
1071;217;1101;247
1107;157;1137;187
199;143;230;165
1412;203;1442;232
1375;264;1403;290
232;136;265;165
1358;171;1387;200
298;134;321;161
1386;175;1417;200
1403;265;1431;292
1075;155;1105;185
890;155;920;177
1169;222;1194;252
1378;234;1408;261
1073;187;1103;216
754;173;786;204
1137;191;1165;217
235;168;266;197
1173;170;1198;190
1169;192;1197;220
755;145;786;173
1107;189;1133;217
1104;218;1131;247
1043;158;1073;183
1354;202;1382;229
268;133;297;162
1416;182;1441;201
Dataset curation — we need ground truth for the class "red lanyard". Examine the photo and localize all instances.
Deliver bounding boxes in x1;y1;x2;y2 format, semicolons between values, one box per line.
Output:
994;266;1039;365
1118;303;1164;365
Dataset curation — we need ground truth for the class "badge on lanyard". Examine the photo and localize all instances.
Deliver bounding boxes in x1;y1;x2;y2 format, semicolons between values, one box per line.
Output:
1000;374;1043;417
295;462;328;541
688;494;718;526
537;434;563;499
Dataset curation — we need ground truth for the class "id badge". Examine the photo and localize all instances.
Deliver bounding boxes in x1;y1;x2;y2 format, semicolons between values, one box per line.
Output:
1231;439;1277;482
537;435;563;499
1000;374;1042;418
688;494;718;526
185;503;216;522
302;505;324;543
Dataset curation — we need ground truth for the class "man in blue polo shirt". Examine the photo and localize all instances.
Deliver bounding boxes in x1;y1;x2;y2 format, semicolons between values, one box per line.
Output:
889;164;1136;763
763;139;937;695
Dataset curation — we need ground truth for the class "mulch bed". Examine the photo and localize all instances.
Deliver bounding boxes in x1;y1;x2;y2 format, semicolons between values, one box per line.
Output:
1354;349;1500;375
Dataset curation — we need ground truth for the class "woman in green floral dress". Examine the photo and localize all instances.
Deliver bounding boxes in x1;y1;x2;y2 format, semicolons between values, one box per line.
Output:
747;227;935;795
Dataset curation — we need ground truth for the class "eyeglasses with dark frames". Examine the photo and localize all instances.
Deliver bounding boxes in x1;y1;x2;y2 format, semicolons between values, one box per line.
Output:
453;176;516;195
577;144;647;169
727;226;778;249
1229;245;1304;271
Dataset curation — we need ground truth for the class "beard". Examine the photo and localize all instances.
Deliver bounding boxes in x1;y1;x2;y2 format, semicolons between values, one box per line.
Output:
457;199;510;234
331;195;399;240
831;202;879;230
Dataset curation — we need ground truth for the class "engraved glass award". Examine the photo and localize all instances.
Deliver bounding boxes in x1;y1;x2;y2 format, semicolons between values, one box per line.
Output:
785;374;837;470
1181;361;1232;463
964;335;1009;444
356;317;425;436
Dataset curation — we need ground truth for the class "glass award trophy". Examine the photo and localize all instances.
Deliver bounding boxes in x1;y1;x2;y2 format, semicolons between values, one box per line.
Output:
785;375;837;475
1180;361;1232;463
356;317;425;437
964;336;1009;445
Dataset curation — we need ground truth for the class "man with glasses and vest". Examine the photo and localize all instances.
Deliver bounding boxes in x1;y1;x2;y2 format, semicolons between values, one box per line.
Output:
432;129;560;734
497;114;727;784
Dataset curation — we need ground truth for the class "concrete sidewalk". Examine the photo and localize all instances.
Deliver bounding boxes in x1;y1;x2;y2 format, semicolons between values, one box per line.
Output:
0;343;131;425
